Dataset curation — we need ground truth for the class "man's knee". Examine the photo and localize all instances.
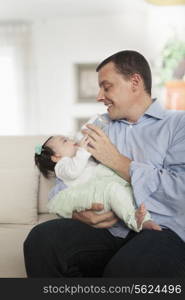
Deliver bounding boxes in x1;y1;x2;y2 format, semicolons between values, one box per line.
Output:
24;220;57;251
24;223;43;254
23;218;75;254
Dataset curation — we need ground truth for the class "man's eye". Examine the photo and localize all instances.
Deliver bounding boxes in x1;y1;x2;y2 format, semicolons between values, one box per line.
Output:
104;87;109;92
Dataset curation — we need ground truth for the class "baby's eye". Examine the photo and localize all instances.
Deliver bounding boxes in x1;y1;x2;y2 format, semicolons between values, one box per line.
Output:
63;139;67;143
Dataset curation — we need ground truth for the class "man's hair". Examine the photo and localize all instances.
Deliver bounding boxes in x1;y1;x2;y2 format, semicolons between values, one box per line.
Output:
34;136;56;178
96;50;152;95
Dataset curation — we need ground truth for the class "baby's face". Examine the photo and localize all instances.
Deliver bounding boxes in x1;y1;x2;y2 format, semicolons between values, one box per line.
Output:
46;136;78;160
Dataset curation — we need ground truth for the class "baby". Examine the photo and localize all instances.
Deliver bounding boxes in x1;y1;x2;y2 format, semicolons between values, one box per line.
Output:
35;131;161;233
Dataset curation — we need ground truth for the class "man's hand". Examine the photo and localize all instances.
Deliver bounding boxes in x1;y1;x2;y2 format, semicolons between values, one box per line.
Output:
83;124;131;182
82;124;120;167
72;203;118;228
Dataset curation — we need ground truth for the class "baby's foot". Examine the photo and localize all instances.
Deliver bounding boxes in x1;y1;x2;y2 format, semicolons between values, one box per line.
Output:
135;203;147;229
135;203;162;231
142;220;162;231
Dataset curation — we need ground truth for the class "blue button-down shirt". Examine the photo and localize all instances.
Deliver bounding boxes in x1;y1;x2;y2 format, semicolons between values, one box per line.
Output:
49;99;185;241
48;177;67;200
106;99;185;241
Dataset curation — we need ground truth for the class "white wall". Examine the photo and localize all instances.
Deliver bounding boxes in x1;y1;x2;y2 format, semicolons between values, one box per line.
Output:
28;4;185;135
29;10;149;135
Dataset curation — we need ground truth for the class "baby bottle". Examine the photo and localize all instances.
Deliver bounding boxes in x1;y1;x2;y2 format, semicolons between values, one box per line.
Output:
75;114;109;142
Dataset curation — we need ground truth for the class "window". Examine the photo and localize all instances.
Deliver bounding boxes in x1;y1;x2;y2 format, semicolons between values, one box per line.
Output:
0;24;30;135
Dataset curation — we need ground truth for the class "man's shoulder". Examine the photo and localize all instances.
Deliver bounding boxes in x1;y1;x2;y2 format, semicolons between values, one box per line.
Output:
164;110;185;131
164;109;185;122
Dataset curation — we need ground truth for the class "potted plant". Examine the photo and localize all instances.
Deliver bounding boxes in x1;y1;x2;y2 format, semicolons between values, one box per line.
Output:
159;38;185;110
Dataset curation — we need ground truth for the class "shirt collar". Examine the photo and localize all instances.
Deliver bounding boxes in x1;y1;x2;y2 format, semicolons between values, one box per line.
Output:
143;98;165;120
118;98;166;125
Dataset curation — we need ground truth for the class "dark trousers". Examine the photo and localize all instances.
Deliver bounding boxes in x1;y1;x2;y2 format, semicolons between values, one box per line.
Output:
23;218;185;277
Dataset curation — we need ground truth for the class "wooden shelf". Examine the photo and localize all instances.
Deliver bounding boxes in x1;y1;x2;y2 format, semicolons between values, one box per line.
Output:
145;0;185;5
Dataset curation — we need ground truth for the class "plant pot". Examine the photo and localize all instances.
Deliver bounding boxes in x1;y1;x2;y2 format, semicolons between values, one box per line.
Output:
164;81;185;110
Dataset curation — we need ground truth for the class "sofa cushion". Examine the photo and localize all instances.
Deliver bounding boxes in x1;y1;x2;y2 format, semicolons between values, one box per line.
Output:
0;214;59;278
0;136;47;169
0;168;38;224
38;174;56;213
0;225;33;277
0;135;49;223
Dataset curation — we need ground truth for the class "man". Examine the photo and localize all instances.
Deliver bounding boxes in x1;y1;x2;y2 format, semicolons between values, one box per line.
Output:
24;50;185;277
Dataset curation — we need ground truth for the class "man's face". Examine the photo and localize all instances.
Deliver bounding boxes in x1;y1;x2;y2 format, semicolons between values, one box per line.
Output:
97;62;135;120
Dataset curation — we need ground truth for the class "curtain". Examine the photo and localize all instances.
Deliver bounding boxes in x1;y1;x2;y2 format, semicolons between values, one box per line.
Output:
0;23;30;135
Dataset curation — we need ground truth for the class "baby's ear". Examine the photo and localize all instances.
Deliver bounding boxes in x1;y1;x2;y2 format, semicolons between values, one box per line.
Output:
51;155;60;163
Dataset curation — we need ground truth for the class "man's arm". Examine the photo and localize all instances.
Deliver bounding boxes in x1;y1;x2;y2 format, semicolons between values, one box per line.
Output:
72;203;119;228
81;119;185;219
128;115;185;216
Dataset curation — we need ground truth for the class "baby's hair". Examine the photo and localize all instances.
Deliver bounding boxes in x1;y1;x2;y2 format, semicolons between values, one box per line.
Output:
34;136;56;178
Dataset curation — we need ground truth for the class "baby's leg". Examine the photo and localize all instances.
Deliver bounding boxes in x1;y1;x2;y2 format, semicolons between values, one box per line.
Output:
47;185;93;218
108;183;161;232
108;182;141;232
135;203;162;231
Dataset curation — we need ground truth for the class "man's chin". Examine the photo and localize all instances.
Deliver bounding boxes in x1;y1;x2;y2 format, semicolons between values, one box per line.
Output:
108;113;122;121
107;110;114;120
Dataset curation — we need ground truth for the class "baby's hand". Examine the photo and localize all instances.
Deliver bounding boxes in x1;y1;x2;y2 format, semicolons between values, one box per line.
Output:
79;135;90;150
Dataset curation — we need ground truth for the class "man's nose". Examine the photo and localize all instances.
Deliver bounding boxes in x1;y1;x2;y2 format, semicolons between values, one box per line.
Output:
96;89;105;102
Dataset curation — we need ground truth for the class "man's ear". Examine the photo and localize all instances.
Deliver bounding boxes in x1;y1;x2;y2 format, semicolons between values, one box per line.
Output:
51;155;60;163
131;73;142;91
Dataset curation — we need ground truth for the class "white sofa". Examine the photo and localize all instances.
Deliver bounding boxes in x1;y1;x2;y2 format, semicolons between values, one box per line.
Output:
0;136;59;277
